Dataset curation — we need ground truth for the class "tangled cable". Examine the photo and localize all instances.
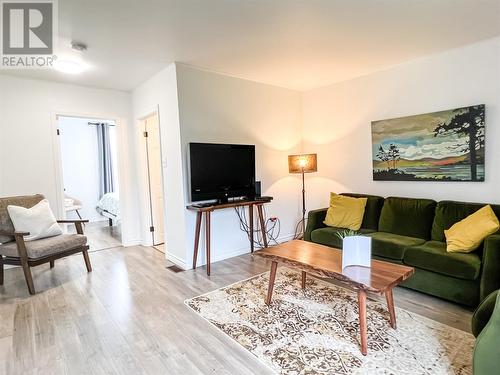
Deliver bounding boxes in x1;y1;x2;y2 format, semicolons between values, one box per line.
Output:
234;205;281;248
292;218;307;240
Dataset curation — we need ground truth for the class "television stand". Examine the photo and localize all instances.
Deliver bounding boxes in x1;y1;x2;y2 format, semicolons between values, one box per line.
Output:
186;197;273;276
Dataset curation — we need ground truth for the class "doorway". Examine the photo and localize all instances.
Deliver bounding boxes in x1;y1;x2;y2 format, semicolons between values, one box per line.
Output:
57;115;122;251
142;113;165;249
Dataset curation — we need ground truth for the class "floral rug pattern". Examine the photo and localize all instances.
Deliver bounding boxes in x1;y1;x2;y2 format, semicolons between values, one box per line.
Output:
185;268;474;375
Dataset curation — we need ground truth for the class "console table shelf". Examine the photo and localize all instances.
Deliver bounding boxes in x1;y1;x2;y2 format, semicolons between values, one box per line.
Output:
186;197;273;275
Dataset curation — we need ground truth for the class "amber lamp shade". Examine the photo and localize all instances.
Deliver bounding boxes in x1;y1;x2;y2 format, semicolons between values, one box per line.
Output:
288;154;318;174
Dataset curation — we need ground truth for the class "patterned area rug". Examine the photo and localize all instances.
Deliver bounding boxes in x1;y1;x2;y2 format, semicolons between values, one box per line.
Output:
185;268;474;375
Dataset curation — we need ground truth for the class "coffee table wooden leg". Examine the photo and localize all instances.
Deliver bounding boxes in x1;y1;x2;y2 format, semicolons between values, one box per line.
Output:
265;261;278;305
357;289;368;356
385;288;397;329
301;271;306;289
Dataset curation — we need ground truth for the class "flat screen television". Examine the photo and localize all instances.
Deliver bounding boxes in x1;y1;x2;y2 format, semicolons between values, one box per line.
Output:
189;143;255;203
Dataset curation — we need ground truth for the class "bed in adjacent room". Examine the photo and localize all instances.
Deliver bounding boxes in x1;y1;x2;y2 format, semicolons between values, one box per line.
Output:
96;192;120;226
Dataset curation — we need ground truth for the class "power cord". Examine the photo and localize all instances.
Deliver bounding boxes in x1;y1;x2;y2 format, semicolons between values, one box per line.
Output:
292;218;306;240
234;205;281;248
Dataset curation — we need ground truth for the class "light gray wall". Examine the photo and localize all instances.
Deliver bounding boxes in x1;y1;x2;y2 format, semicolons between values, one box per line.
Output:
176;64;303;268
0;74;141;245
131;64;188;264
302;37;500;209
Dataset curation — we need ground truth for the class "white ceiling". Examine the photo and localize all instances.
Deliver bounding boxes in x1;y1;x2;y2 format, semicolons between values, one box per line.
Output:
3;0;500;92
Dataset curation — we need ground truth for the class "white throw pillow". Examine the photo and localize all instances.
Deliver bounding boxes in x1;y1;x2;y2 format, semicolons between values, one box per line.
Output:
7;199;63;241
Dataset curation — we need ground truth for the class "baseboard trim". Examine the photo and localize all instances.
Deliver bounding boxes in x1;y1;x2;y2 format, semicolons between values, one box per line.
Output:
191;232;296;270
165;251;188;270
275;233;296;243
122;239;142;247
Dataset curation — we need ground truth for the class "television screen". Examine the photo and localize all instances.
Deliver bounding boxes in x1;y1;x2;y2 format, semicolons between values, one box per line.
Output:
189;143;256;202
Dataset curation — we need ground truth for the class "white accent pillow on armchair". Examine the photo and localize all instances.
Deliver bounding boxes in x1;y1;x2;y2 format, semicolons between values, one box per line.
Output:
7;199;63;241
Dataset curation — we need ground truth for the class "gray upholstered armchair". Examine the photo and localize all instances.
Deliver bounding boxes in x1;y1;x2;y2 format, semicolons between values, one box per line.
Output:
0;194;92;295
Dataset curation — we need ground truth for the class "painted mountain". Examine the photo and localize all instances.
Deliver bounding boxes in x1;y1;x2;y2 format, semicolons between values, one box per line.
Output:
372;105;485;181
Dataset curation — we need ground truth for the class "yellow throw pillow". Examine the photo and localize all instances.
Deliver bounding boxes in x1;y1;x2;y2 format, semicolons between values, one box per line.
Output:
323;193;368;231
445;205;500;253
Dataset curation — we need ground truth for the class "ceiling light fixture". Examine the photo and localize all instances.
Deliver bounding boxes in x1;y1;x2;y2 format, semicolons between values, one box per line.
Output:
53;41;88;74
53;59;85;74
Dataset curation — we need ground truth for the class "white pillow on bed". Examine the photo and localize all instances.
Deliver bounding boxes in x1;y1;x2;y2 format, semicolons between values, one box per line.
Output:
7;199;63;241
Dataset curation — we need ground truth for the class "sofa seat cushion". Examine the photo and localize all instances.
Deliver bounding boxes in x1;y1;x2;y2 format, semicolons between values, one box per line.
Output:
0;234;87;259
403;241;481;281
310;227;375;249
366;232;426;260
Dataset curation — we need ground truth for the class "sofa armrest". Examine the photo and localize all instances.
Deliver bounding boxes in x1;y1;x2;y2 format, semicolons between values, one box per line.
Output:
57;219;88;235
472;290;499;337
480;234;500;301
304;208;328;241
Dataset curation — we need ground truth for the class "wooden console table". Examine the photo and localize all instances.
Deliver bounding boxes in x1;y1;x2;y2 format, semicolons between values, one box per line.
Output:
187;198;272;276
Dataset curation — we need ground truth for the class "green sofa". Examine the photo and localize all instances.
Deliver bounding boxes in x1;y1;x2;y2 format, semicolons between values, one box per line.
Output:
304;194;500;307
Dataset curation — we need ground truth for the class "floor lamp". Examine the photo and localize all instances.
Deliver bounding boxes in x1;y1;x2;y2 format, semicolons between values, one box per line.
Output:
288;153;318;238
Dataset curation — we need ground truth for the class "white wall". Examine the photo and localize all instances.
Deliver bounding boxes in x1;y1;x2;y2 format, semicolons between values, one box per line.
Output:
176;64;303;269
0;74;140;245
302;37;500;209
3;36;498;269
59;116;119;222
132;64;188;265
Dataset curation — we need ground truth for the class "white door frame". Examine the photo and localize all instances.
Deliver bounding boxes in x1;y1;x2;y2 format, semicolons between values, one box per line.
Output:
50;110;128;245
136;106;167;247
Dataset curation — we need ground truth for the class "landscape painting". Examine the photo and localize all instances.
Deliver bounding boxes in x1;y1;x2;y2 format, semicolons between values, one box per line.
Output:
372;105;485;181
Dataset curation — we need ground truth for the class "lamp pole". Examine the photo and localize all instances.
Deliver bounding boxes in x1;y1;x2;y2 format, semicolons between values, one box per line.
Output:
301;167;306;234
288;153;317;239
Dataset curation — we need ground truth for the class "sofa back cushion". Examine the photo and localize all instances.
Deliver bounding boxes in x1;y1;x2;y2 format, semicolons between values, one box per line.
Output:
0;194;45;243
379;197;437;239
432;201;500;242
341;193;384;231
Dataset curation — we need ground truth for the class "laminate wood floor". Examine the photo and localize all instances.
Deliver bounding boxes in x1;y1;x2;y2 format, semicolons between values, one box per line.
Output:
0;245;472;375
68;221;122;252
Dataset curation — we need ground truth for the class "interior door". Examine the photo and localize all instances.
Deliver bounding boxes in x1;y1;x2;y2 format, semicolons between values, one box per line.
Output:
144;114;165;245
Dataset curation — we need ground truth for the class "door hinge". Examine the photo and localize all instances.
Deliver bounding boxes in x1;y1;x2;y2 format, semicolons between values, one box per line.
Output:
143;131;148;138
56;129;60;135
150;226;154;232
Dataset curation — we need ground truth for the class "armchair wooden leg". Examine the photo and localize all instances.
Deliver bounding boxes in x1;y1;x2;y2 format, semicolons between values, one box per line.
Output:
15;235;35;295
50;260;55;269
0;255;4;285
20;258;35;295
82;249;92;272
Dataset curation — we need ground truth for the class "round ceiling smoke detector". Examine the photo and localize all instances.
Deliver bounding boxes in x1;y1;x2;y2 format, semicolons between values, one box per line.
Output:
71;42;87;52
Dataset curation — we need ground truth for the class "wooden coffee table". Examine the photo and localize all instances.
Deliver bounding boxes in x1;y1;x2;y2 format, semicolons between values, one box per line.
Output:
255;240;414;355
